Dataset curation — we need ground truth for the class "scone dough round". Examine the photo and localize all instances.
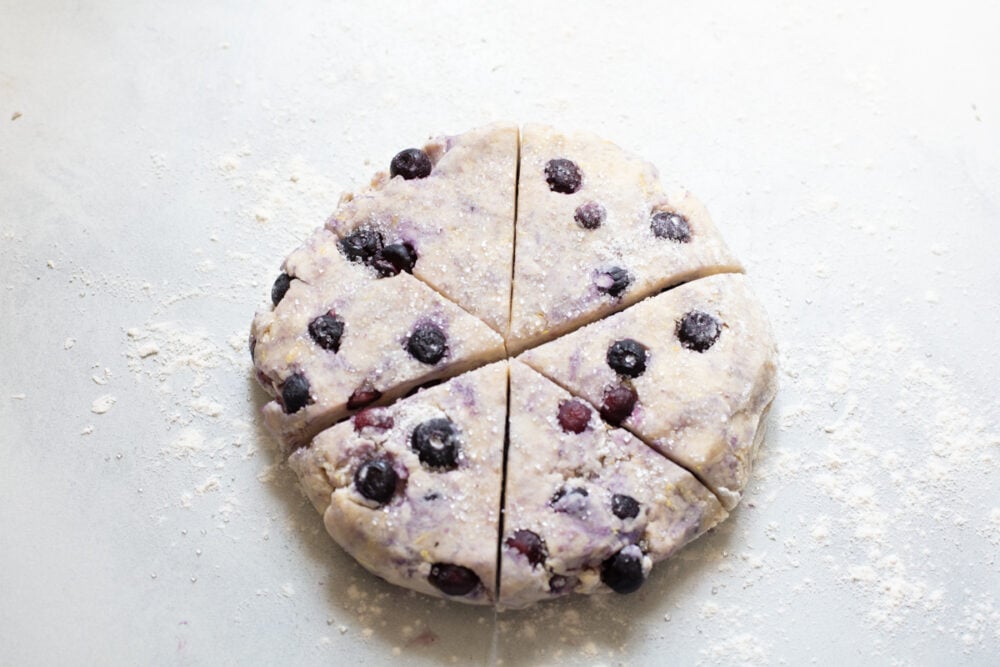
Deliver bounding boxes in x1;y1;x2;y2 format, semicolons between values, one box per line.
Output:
250;123;778;608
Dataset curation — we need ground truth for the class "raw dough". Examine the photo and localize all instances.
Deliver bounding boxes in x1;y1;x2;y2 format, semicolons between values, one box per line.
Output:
499;360;727;608
289;361;507;604
508;124;741;354
250;124;778;606
518;274;778;509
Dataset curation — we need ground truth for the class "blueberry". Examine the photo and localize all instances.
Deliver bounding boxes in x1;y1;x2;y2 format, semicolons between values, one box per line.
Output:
308;311;345;352
606;339;648;378
600;545;645;594
677;310;722;352
353;407;394;433
372;242;417;276
550;486;589;516
390;148;433;180
271;272;292;306
505;529;547;567
611;493;640;520
545;158;582;194
549;575;571;593
428;563;481;596
650;210;692;242
354;458;398;504
347;386;382;410
600;384;637;426
574;201;605;230
411;418;461;469
557;399;592;434
281;372;312;414
595;266;632;298
339;229;384;264
406;323;448;365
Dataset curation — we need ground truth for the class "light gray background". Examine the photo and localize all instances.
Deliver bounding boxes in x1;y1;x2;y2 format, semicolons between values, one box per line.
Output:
2;1;998;665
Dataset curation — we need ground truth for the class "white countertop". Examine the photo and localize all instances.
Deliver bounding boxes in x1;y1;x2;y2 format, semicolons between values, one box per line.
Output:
2;1;998;664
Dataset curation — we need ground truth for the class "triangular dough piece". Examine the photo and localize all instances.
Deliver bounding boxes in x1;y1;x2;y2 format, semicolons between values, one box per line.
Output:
251;229;505;454
508;124;742;354
289;361;507;605
326;122;518;334
499;361;726;609
518;274;778;510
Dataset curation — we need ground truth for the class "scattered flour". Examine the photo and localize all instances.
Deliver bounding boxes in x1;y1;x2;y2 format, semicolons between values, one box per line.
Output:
91;394;117;414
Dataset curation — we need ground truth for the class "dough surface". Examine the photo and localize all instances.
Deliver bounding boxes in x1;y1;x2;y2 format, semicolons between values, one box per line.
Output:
250;124;778;606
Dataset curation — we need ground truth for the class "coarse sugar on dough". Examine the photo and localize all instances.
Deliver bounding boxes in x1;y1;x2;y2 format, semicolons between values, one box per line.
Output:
289;361;507;604
249;123;778;606
499;360;727;609
327;122;517;334
507;124;742;354
519;273;778;510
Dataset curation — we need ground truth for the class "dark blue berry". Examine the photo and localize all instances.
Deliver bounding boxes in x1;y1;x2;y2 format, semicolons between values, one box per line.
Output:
677;310;722;352
505;530;547;567
390;148;433;180
600;546;645;594
271;272;292;306
428;563;480;596
354;458;398;504
606;339;648;378
339;229;384;264
574;201;605;229
611;493;640;520
545;158;582;194
650;210;692;242
406;323;447;364
600;384;637;426
308;311;345;352
281;372;312;414
557;399;591;434
372;242;417;276
595;266;631;298
411;418;461;469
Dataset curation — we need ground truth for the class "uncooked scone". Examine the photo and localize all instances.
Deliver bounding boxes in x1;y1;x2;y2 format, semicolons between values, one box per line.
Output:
289;361;507;604
500;361;727;608
507;124;742;354
518;274;778;510
250;123;778;607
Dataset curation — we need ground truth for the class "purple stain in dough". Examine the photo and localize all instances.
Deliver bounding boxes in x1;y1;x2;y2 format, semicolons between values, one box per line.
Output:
347;386;382;410
353;407;394;433
550;486;589;516
428;563;481;596
390;148;433;180
594;266;631;298
650;210;692;242
544;158;583;194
